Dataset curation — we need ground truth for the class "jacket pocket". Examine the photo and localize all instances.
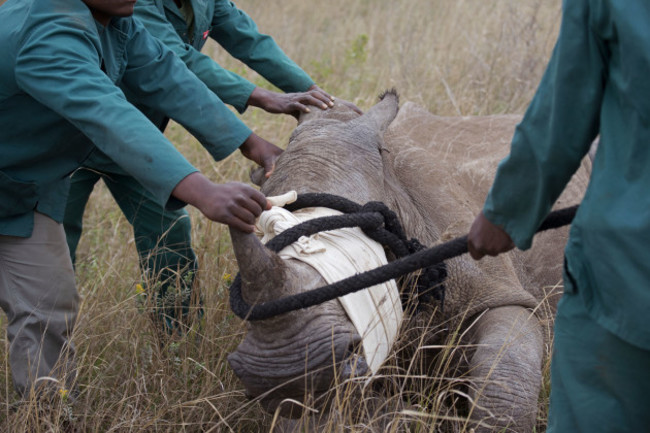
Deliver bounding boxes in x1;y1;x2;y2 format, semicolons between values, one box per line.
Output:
0;170;38;218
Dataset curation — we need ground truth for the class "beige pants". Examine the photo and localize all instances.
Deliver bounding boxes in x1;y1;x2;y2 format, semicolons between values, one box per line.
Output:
0;212;79;396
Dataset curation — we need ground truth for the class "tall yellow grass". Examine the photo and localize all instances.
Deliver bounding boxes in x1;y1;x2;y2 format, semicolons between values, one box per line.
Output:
0;0;561;431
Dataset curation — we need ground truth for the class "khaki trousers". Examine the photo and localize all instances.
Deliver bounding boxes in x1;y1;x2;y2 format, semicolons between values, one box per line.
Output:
0;212;79;396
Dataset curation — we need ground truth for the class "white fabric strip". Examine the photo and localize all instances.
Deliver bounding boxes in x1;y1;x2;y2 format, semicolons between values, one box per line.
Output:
255;191;403;373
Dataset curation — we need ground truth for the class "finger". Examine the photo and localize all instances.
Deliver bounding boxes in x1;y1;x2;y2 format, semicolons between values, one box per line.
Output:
308;91;334;107
290;102;311;114
228;217;256;233
260;153;279;177
300;94;329;109
239;193;266;218
247;188;269;211
230;202;258;226
264;161;276;178
309;85;334;102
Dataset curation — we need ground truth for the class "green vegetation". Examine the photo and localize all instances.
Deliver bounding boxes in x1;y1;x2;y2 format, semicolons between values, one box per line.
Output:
0;0;561;431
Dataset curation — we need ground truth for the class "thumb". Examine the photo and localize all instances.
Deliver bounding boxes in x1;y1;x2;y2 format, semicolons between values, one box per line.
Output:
262;154;278;178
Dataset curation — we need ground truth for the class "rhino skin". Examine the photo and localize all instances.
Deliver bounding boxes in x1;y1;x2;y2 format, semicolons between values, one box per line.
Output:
227;90;590;432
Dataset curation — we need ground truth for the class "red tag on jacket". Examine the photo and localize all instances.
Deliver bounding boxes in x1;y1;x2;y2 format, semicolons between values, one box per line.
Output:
203;30;209;40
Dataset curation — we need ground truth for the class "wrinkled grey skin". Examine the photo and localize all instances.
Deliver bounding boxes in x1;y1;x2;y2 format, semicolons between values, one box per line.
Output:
228;91;590;431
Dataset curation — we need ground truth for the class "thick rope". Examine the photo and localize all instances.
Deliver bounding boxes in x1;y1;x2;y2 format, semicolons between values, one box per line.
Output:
229;193;578;321
282;194;447;309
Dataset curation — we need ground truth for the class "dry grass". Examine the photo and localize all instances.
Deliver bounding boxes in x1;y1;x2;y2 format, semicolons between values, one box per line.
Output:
0;0;561;431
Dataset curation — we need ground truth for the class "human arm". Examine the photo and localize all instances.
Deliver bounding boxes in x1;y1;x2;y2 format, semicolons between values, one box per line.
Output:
211;1;361;116
15;15;198;207
210;0;314;94
471;0;606;256
16;14;268;230
209;2;364;115
121;18;252;161
122;19;284;177
134;0;357;116
133;0;257;112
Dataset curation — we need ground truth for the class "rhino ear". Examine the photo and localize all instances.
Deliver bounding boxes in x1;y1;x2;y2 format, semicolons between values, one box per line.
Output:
352;89;399;134
229;228;288;304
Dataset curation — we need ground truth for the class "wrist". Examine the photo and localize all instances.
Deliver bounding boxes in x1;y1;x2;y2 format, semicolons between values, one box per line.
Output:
246;87;269;109
172;172;211;209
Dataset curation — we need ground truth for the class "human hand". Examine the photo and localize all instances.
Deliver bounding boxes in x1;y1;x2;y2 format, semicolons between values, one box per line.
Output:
172;172;269;233
247;86;334;119
467;211;515;260
239;133;283;178
310;84;363;115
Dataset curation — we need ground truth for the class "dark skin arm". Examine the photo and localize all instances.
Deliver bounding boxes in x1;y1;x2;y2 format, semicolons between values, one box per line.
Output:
83;0;272;233
467;211;515;260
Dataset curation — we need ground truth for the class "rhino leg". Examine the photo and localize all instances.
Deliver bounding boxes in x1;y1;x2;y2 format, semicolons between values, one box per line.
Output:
465;305;544;433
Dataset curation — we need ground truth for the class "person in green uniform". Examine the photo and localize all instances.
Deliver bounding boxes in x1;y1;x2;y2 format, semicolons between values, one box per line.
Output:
63;0;350;334
0;0;270;399
467;0;650;431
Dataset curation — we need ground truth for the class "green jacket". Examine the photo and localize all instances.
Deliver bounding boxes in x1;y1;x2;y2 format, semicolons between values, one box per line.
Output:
484;0;650;349
133;0;315;115
0;0;250;237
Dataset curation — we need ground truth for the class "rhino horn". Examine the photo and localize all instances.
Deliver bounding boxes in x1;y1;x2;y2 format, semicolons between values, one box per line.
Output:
229;228;288;304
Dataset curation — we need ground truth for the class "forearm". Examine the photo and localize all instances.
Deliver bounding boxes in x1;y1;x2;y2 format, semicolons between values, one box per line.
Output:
133;0;256;112
122;21;252;161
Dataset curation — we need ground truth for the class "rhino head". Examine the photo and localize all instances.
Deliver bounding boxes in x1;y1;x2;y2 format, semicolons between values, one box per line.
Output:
227;92;401;417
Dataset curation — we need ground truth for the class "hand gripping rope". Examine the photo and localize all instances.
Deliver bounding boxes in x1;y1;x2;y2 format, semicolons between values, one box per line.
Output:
229;193;578;321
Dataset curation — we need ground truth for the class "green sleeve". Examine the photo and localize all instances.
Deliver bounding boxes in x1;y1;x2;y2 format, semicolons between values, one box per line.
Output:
15;16;197;208
134;0;256;113
483;0;606;249
122;18;252;161
210;0;315;94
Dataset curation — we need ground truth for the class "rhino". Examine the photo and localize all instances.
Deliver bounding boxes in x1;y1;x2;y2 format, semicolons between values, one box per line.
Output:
227;90;590;432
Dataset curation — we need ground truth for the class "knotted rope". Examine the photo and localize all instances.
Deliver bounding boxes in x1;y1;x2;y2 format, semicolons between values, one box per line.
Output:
229;193;578;321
